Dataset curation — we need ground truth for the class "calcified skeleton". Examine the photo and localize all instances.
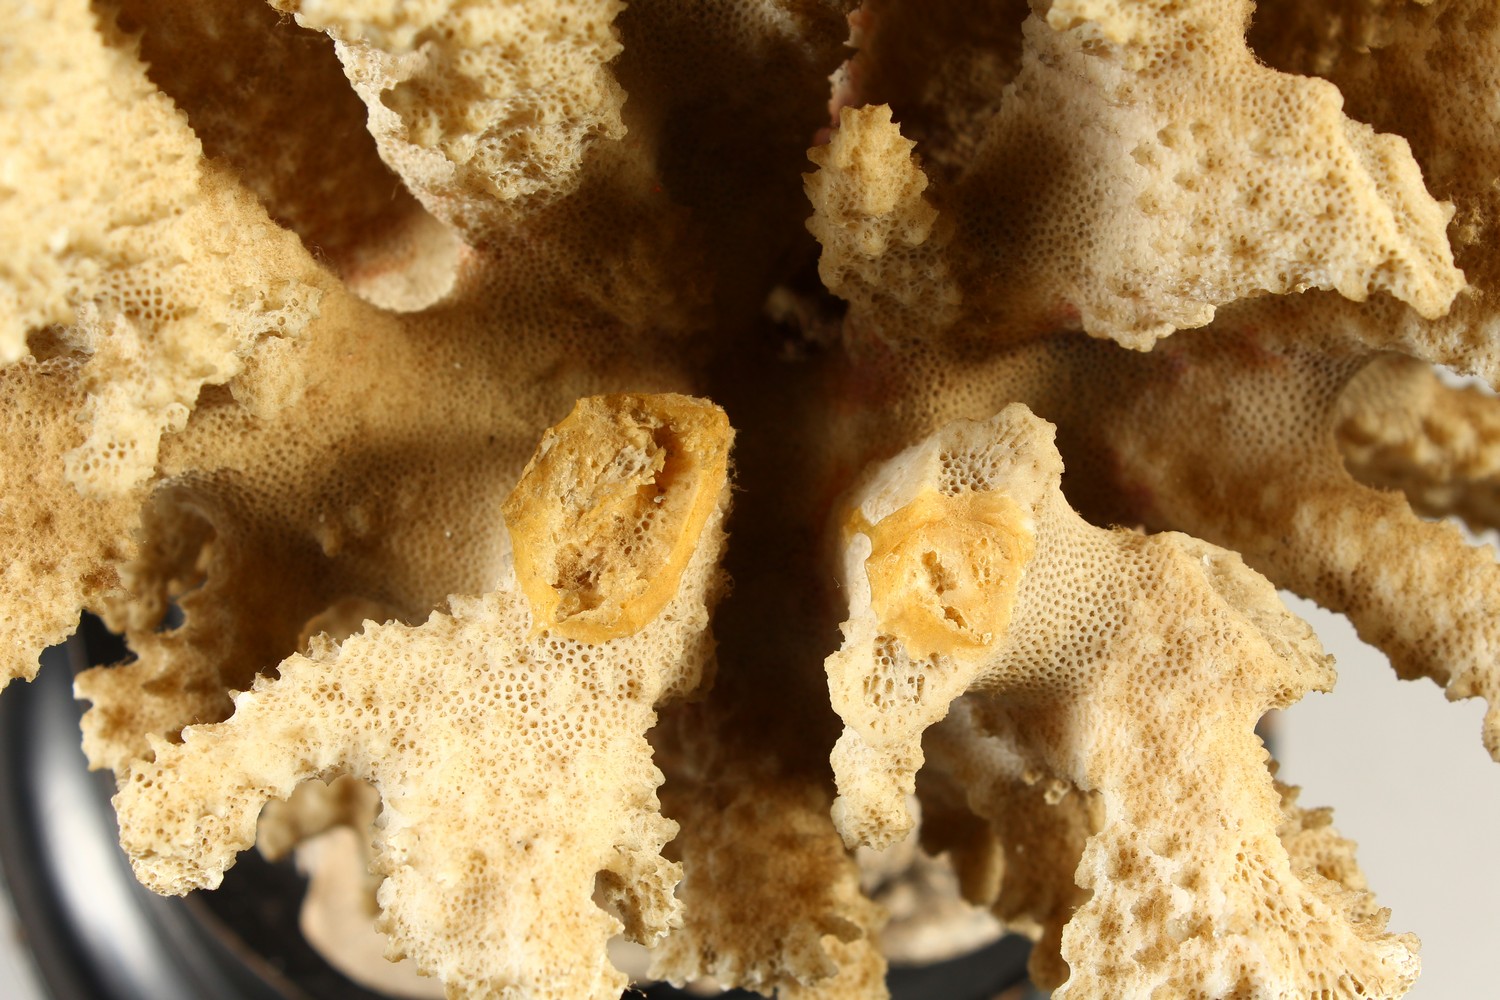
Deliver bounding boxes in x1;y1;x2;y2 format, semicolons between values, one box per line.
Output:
2;1;1499;998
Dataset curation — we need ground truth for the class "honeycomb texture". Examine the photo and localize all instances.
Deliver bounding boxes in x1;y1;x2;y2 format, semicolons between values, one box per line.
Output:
828;0;1031;183
113;394;732;1000
1250;0;1500;379
825;319;1500;765
107;0;434;283
17;0;714;777
0;356;140;683
7;0;1500;998
274;0;629;243
0;0;324;494
1056;322;1500;763
1337;358;1500;538
826;405;1419;998
648;776;888;998
804;105;958;341
916;699;1101;989
813;0;1465;348
257;773;383;880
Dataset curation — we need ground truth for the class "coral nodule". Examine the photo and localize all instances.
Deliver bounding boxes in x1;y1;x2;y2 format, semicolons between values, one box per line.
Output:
3;1;1499;998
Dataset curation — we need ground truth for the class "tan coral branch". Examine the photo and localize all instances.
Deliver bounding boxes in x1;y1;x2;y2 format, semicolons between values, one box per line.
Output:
0;358;138;688
113;394;732;1000
1;0;326;494
808;0;1464;349
276;0;630;244
825;403;1419;999
1252;0;1500;381
1069;324;1500;762
1337;354;1500;530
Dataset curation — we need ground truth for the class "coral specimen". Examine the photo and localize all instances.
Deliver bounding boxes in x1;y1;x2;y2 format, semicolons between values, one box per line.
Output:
5;0;1500;999
825;406;1417;996
820;0;1465;347
115;393;732;999
274;0;630;241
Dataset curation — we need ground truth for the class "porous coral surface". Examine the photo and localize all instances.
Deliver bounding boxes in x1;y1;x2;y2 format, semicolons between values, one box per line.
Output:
4;0;1500;998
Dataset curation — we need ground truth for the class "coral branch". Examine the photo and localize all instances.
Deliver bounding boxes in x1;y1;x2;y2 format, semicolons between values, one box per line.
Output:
1075;328;1500;761
276;0;629;243
0;358;138;687
1252;0;1500;380
918;699;1099;990
834;317;1500;763
650;773;888;998
1338;355;1500;530
6;0;1500;996
825;403;1417;998
1;0;327;493
804;105;958;341
113;394;732;1000
809;0;1464;348
102;0;437;288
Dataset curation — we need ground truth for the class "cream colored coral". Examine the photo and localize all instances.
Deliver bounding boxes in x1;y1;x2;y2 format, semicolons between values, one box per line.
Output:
811;2;1465;348
0;1;323;496
1047;320;1500;763
275;0;628;242
294;825;446;999
7;0;1500;997
917;699;1099;989
825;308;1500;762
828;0;1031;183
827;404;1418;998
648;776;890;997
1;0;709;775
1250;0;1500;380
1337;354;1500;528
853;814;1006;968
113;393;732;1000
0;357;139;686
804;105;959;339
826;410;1057;848
258;774;383;878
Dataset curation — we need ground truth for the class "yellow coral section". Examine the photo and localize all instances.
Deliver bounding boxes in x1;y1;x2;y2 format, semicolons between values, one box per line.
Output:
862;487;1034;663
504;394;733;642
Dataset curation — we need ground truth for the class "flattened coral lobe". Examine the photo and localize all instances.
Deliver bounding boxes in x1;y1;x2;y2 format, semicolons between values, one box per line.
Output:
861;488;1034;663
112;392;734;1000
810;0;1465;348
276;0;630;242
503;394;734;643
1251;0;1500;380
826;404;1419;1000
